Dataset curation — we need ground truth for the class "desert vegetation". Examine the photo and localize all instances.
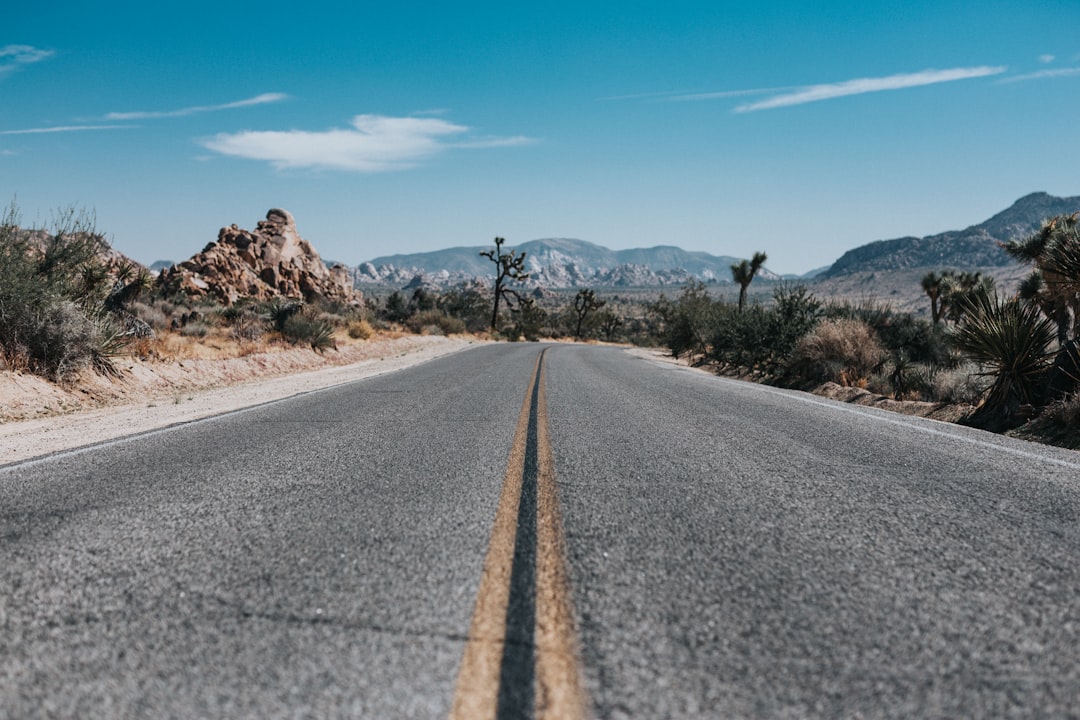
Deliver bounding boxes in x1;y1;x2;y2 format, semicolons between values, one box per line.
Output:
648;215;1080;445
4;201;1078;448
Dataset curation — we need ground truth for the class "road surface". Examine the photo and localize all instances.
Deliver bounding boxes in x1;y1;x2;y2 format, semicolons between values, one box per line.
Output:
2;343;1079;718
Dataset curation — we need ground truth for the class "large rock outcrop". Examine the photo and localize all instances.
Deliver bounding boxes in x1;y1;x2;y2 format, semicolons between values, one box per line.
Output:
159;209;359;306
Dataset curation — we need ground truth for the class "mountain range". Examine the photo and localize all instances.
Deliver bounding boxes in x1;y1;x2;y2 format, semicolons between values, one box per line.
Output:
821;192;1080;278
355;238;781;289
354;192;1079;289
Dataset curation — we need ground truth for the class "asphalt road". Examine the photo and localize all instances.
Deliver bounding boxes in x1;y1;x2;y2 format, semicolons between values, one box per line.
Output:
2;343;1080;718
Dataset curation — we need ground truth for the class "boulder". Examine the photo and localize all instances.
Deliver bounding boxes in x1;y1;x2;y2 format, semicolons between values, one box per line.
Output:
158;209;362;306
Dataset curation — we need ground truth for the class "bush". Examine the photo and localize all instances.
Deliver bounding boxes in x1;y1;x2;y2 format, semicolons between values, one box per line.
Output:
826;298;949;365
405;309;466;336
649;282;718;361
950;289;1055;425
281;311;337;352
180;322;211;338
0;203;128;380
347;319;375;339
787;318;886;386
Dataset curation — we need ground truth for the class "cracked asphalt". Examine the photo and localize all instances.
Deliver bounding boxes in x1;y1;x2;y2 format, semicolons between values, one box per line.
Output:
3;343;1080;718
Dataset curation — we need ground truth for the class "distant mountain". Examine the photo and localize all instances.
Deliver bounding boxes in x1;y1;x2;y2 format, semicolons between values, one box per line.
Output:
822;192;1080;278
358;238;778;289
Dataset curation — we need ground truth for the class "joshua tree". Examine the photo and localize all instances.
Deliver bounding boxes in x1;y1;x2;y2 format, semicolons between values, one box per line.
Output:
572;288;605;339
730;251;768;312
480;237;530;331
920;271;949;325
1003;213;1080;344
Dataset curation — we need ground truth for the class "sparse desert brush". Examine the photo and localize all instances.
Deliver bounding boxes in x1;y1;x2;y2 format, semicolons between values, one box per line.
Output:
347;319;375;340
131;301;170;331
406;309;466;336
788;318;886;386
930;364;988;404
180;321;211;339
1011;392;1080;449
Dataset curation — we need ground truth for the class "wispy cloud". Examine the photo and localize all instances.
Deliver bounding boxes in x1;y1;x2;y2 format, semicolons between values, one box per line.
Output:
1039;54;1056;64
734;66;1007;113
200;114;534;172
0;124;134;135
667;86;800;102
998;67;1080;84
104;92;287;120
0;44;54;77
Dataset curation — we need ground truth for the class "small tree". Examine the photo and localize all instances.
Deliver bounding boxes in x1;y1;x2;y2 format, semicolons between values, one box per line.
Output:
572;288;606;339
730;251;768;312
480;237;530;331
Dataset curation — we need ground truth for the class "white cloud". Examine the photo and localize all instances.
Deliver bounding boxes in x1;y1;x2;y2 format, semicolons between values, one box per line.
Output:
1039;54;1056;64
999;67;1080;84
201;114;534;172
105;92;287;120
0;124;133;135
0;44;54;76
734;66;1007;113
667;86;799;102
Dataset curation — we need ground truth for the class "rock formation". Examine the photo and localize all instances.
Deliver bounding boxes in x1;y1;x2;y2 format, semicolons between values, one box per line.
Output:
159;209;360;306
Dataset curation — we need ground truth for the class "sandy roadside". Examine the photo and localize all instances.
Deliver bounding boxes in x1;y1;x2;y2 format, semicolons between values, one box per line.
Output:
1;335;481;466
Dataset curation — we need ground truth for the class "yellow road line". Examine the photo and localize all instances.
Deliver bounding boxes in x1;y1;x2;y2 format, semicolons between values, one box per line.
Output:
449;350;589;720
533;355;589;720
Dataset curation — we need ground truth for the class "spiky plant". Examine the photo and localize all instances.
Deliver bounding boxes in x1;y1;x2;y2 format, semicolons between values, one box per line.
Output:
1003;213;1080;344
950;288;1056;424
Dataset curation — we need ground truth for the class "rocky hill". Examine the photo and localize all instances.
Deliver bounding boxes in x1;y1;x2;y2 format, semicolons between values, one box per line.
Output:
822;192;1080;278
357;238;778;289
159;209;360;306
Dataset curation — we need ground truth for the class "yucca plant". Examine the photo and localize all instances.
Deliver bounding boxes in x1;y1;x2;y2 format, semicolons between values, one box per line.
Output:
950;288;1056;424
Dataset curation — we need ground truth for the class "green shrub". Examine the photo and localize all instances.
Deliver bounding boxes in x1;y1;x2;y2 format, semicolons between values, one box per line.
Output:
951;289;1055;425
0;203;128;380
281;312;337;352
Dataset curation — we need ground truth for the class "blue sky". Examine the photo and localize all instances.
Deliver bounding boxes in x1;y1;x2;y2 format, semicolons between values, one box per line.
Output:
3;1;1079;275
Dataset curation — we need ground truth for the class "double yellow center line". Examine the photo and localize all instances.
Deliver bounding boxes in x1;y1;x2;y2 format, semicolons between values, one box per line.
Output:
450;349;590;720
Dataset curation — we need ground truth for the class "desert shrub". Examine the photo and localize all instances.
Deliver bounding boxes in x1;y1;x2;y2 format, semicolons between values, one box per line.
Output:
405;309;466;336
0;203;129;380
265;298;305;332
1012;392;1080;449
708;284;821;374
281;311;337;352
826;298;949;365
227;305;265;341
130;301;170;331
347;319;375;339
437;286;493;333
180;321;211;338
649;282;718;361
951;289;1055;425
787;318;886;386
930;364;990;405
511;299;546;342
